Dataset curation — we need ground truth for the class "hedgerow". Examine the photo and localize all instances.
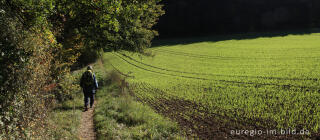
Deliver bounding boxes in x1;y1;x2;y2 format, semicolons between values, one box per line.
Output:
0;0;163;139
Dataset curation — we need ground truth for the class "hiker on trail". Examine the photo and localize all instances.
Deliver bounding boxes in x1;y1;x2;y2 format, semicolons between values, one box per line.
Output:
80;66;98;111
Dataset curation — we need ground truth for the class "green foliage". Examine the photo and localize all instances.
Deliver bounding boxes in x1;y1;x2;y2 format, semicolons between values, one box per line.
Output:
49;0;164;66
0;3;56;138
0;0;77;138
111;0;164;52
56;73;81;102
46;0;164;65
1;0;54;28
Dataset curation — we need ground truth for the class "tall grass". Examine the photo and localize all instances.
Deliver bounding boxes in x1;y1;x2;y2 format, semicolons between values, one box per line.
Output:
94;68;182;139
48;95;83;139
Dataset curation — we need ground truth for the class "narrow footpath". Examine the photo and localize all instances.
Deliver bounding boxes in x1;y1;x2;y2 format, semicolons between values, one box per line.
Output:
78;104;96;140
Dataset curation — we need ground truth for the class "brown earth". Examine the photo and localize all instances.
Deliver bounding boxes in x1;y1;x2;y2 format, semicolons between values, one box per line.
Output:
78;104;96;140
130;91;319;140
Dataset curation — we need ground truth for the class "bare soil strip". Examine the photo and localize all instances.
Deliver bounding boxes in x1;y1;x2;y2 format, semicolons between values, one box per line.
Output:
131;92;318;140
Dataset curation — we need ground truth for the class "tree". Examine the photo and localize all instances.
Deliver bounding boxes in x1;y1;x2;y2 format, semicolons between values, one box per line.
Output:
50;0;164;64
0;0;164;138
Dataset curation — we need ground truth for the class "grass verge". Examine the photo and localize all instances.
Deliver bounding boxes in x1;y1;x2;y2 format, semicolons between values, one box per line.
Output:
94;72;183;140
48;94;83;139
46;64;88;139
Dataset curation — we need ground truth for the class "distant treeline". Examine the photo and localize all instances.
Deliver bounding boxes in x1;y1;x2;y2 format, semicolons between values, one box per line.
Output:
155;0;320;37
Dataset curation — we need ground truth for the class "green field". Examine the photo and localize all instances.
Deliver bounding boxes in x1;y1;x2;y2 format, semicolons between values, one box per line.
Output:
104;33;320;135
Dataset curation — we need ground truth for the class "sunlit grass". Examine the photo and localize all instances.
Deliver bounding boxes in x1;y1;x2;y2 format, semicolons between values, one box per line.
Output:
105;33;320;132
94;83;181;140
48;95;83;140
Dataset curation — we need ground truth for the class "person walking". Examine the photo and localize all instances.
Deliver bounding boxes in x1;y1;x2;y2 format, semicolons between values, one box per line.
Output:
80;65;98;111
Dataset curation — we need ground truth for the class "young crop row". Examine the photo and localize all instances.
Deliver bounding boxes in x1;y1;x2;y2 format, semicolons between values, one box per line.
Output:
105;48;320;131
104;33;320;133
153;48;320;60
119;52;319;81
127;79;320;133
113;52;320;92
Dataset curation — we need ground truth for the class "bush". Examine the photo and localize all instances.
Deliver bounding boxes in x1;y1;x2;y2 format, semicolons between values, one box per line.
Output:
0;19;56;139
0;1;75;138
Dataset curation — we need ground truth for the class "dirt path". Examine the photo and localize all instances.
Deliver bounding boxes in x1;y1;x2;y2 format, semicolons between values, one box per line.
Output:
78;104;96;140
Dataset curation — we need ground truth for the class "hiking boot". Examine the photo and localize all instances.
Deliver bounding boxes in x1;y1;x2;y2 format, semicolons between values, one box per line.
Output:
83;107;88;112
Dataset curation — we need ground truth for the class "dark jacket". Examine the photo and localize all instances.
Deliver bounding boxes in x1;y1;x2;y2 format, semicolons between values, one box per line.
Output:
80;71;98;93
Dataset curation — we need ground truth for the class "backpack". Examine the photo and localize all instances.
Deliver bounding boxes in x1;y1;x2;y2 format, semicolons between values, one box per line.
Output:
81;70;94;88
